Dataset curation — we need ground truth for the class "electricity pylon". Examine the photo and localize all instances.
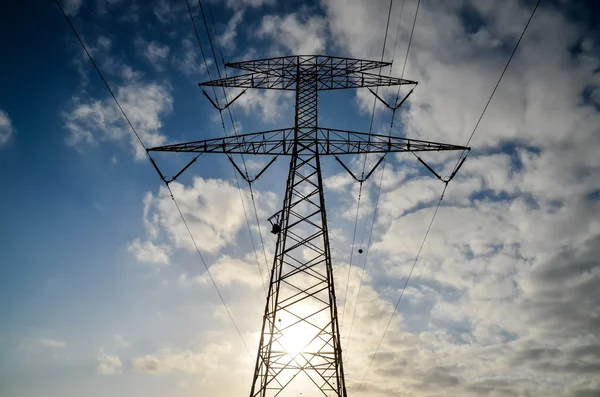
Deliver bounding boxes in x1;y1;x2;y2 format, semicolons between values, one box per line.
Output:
148;55;469;397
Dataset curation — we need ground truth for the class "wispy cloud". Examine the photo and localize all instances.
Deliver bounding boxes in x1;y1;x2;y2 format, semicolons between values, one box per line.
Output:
62;0;83;16
142;178;277;254
21;338;67;350
127;238;170;265
0;108;14;145
96;351;123;375
258;13;328;54
63;80;172;160
135;38;170;72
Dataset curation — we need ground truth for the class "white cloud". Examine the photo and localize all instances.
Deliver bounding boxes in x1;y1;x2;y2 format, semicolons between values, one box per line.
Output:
142;178;277;254
258;13;328;54
136;38;170;71
114;334;131;349
217;11;244;50
226;0;274;10
0;109;14;145
62;0;83;16
173;37;213;77
63;81;172;160
96;352;123;375
233;88;293;123
48;1;600;396
316;1;600;396
36;338;66;348
132;342;232;375
127;238;171;265
153;0;185;24
20;338;67;351
185;255;265;289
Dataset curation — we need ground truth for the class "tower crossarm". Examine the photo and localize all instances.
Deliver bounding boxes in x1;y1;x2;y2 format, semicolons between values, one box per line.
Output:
146;128;470;155
226;55;392;74
200;71;416;91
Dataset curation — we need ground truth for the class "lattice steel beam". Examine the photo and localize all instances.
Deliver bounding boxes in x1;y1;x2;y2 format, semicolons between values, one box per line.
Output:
148;55;469;397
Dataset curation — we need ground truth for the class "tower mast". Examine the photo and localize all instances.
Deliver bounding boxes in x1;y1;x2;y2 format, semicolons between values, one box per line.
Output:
148;55;469;397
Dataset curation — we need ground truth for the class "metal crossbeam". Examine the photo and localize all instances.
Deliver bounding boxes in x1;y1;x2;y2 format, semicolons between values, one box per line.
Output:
147;128;469;156
148;55;469;397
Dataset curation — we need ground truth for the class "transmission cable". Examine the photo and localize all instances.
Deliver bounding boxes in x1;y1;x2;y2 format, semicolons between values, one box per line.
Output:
204;0;272;277
344;0;415;346
339;0;401;333
450;0;541;173
195;0;271;280
55;0;253;358
356;184;446;393
185;0;269;294
353;0;541;391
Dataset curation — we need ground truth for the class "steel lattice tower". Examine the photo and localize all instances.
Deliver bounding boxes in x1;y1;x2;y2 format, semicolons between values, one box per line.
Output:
148;55;469;397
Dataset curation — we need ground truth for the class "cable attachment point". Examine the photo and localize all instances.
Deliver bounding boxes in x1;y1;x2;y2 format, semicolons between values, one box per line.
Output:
148;152;201;186
368;84;416;111
414;153;468;184
446;156;467;183
334;154;386;183
201;88;247;111
229;155;278;184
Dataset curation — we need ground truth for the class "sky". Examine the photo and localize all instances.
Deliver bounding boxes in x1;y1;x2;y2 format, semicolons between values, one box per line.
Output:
0;0;599;396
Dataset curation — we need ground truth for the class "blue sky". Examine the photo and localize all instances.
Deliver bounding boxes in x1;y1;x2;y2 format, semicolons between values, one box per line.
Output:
1;0;599;396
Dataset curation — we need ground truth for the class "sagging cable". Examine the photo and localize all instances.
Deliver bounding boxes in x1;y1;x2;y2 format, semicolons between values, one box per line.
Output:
368;88;393;110
335;154;387;183
368;84;416;111
202;88;247;111
229;155;278;183
393;86;416;110
148;152;202;185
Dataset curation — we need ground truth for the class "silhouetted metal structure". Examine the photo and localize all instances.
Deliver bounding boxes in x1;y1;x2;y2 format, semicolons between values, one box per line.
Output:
148;55;469;397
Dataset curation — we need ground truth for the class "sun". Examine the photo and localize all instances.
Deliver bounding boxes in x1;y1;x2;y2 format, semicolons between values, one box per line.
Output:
280;321;315;356
277;304;326;358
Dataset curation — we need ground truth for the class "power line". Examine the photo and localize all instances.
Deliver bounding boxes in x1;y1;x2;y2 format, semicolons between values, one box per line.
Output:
451;0;541;173
56;0;253;358
340;0;401;333
203;0;272;277
353;0;541;390
356;183;447;393
167;184;253;358
197;0;271;279
185;0;269;292
399;0;420;81
345;0;418;349
54;0;146;154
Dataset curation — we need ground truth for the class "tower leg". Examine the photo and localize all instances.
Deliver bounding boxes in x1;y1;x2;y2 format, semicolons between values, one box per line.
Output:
249;57;347;397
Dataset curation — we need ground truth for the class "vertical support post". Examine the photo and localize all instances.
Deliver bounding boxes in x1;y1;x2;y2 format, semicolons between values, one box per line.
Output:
249;56;348;397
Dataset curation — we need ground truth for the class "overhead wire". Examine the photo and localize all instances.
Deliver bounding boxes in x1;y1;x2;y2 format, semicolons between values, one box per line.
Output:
339;0;399;334
344;0;412;347
53;0;146;155
450;0;542;174
197;0;271;280
55;0;253;359
185;0;269;294
354;0;541;391
204;0;272;277
355;184;447;393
